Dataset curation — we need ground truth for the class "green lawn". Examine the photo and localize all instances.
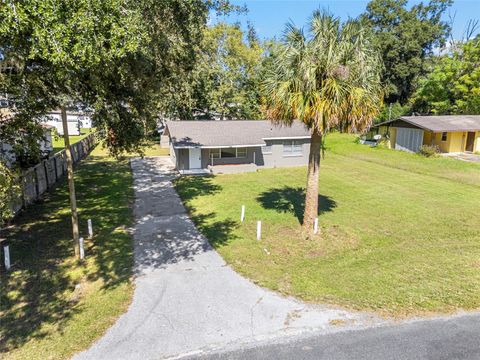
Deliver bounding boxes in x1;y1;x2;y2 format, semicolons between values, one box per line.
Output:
175;133;480;317
141;141;169;156
87;139;169;157
52;128;96;153
0;145;134;359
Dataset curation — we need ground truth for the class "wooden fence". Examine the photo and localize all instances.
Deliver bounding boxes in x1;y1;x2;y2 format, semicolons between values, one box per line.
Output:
10;132;100;216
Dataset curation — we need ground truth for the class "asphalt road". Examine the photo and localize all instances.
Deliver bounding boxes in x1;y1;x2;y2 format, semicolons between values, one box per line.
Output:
192;313;480;360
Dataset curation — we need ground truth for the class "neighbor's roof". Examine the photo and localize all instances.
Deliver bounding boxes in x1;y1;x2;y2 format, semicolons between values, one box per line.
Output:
375;115;480;132
40;123;54;130
166;120;311;148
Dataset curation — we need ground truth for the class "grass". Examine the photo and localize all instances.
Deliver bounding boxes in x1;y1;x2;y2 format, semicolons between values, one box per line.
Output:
0;145;135;359
141;140;169;156
52;128;96;153
84;138;169;157
53;128;169;156
175;133;480;317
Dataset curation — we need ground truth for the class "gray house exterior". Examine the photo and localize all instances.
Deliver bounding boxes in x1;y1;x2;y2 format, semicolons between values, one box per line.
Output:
165;120;311;174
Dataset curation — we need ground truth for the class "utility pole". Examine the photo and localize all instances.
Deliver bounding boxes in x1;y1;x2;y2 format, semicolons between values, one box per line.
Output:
61;106;81;259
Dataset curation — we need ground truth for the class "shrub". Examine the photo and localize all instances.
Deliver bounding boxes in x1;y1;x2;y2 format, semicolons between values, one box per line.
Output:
0;161;20;224
419;145;439;157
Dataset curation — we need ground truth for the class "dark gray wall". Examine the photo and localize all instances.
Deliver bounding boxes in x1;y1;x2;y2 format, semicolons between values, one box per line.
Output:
174;138;310;171
176;148;190;170
201;148;264;168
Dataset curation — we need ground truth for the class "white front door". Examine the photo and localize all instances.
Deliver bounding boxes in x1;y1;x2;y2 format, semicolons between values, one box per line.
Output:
189;148;202;169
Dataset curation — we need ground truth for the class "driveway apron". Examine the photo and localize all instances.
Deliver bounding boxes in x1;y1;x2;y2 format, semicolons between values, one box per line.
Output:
74;157;383;360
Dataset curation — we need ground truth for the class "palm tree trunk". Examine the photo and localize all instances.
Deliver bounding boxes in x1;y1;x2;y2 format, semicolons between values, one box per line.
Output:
303;127;322;230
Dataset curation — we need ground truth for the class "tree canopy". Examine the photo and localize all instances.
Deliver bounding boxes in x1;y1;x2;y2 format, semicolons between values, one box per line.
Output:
412;36;480;114
190;23;264;120
361;0;452;105
0;0;236;159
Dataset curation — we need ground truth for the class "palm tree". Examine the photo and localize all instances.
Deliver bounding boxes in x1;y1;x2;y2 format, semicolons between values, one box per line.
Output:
263;11;383;231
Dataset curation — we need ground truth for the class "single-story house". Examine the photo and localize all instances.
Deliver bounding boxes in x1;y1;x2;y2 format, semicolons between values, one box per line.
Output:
0;123;53;167
371;115;480;153
43;110;93;135
164;120;311;174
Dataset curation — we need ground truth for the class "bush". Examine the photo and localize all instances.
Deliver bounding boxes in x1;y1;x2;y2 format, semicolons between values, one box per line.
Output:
419;145;439;157
0;161;20;224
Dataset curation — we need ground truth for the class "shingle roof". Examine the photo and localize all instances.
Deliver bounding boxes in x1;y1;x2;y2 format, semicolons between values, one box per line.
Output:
166;120;311;148
376;115;480;132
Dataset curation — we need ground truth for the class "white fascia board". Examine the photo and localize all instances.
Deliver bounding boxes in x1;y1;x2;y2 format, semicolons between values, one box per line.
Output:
173;144;265;149
262;136;311;140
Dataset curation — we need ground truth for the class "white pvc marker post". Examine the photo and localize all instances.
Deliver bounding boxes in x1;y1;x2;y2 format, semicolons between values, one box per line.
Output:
4;245;11;271
256;221;262;240
87;219;93;238
313;217;319;234
79;237;85;260
240;205;245;222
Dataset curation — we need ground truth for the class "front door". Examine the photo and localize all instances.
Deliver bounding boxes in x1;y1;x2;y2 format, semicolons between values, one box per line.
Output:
189;148;202;169
466;132;475;152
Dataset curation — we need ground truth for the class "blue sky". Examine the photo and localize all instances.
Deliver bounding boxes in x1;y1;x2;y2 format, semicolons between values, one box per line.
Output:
212;0;479;40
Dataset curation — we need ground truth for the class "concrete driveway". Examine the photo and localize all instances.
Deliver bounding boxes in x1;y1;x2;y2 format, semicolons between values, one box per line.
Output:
441;152;480;163
74;157;383;360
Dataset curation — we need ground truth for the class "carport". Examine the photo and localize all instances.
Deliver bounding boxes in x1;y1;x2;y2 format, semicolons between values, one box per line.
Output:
371;115;480;154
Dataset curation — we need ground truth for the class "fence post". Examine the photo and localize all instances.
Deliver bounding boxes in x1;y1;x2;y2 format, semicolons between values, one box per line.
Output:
314;217;318;234
240;205;245;222
53;155;58;181
33;166;39;199
43;160;49;188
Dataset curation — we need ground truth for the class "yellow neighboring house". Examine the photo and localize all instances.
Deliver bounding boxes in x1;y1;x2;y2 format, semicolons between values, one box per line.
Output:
372;115;480;153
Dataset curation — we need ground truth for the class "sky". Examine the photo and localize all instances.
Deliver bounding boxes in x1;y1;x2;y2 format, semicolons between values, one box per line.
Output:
212;0;480;41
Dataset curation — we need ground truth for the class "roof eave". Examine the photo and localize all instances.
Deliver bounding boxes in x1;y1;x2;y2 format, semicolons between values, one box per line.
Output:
173;143;266;149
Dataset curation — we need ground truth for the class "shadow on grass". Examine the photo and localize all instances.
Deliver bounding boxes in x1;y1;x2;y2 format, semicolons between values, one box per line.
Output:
256;186;336;224
191;213;238;249
174;175;238;249
174;175;222;202
0;156;134;354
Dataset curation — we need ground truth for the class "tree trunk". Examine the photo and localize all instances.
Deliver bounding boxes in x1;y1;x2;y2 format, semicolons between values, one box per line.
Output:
302;127;322;231
61;107;81;258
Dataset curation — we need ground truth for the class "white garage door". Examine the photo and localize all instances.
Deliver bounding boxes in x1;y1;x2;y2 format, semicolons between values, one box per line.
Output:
395;128;424;153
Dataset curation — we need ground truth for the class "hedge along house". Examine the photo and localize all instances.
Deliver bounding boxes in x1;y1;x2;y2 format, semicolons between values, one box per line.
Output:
164;120;311;174
372;115;480;153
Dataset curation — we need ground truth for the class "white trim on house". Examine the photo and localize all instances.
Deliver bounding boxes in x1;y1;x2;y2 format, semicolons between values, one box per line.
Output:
262;136;311;140
173;144;266;149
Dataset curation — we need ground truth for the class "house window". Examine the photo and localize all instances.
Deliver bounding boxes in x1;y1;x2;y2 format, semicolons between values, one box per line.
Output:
283;140;303;155
211;148;247;159
210;149;220;158
236;148;247;158
441;132;448;141
262;145;272;154
221;148;236;158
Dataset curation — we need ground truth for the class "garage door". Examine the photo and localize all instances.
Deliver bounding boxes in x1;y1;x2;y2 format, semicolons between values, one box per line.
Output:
395;128;424;153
